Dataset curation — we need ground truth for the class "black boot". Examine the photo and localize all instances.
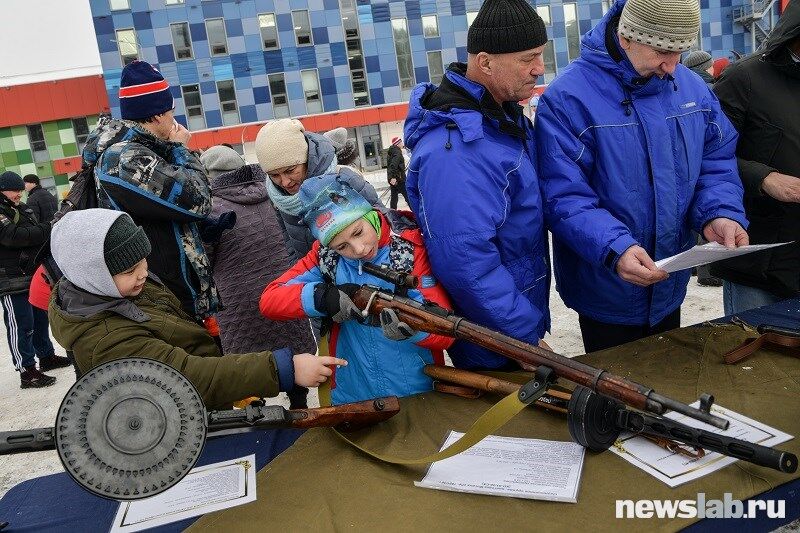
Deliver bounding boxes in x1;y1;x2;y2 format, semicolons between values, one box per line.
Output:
20;367;56;388
39;355;73;371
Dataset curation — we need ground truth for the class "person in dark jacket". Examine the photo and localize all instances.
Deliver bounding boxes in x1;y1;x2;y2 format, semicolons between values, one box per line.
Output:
711;1;800;313
201;145;317;408
386;137;409;209
87;61;219;322
255;118;383;261
535;0;748;353
0;171;70;388
404;0;551;370
22;175;58;223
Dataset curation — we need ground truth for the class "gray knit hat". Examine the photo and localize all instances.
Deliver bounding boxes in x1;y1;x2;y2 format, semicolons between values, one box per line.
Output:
104;214;151;276
682;50;712;71
619;0;700;52
200;145;246;181
323;128;358;166
467;0;548;54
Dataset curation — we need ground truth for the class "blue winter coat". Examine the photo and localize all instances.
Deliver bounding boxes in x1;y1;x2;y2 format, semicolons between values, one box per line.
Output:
404;65;550;370
535;0;747;326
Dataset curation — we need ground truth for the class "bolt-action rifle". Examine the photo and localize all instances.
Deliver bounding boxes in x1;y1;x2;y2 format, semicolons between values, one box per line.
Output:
356;262;727;430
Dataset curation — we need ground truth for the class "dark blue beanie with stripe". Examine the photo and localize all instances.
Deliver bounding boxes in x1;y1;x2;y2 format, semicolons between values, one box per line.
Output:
119;61;174;120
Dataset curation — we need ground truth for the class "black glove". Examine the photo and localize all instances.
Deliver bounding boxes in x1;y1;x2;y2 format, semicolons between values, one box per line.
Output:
314;283;361;322
200;211;237;243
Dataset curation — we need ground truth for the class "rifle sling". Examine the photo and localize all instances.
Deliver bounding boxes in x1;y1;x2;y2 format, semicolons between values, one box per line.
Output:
332;387;533;465
723;332;800;364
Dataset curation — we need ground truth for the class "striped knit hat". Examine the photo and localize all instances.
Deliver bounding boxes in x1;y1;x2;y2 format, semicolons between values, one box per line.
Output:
119;61;174;120
618;0;700;53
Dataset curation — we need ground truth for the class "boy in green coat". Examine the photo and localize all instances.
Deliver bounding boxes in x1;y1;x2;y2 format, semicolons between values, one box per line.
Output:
48;208;344;409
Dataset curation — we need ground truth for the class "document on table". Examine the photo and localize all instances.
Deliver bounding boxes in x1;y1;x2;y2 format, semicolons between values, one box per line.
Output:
110;454;257;532
415;432;585;502
654;241;792;273
610;404;792;488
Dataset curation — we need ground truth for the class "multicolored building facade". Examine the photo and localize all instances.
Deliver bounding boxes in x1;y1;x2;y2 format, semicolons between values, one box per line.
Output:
0;0;788;188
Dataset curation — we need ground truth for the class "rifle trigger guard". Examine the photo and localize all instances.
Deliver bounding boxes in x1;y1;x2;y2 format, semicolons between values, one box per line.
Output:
360;290;380;319
518;366;556;405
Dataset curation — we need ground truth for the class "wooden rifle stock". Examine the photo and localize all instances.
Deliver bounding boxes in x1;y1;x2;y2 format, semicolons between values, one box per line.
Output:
352;286;729;430
287;397;400;431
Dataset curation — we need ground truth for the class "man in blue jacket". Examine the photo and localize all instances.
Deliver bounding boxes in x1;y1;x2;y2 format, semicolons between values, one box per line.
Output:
535;0;748;352
404;0;550;370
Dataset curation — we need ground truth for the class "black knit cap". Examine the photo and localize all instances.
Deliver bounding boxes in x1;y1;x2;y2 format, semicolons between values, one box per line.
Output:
0;171;25;191
467;0;548;54
104;214;151;276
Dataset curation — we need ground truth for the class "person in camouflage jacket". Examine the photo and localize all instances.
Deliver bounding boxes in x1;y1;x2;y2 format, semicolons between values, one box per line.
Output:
83;61;219;320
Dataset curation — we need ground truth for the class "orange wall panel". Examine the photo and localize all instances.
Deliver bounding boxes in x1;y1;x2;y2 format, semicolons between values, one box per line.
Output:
0;76;109;128
52;156;83;175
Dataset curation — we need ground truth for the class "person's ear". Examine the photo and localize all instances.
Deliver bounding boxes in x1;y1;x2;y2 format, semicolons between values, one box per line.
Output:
477;52;493;75
618;34;631;50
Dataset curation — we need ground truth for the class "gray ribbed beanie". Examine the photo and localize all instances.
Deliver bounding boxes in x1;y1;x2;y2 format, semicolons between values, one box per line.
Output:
619;0;700;52
683;50;712;71
467;0;548;54
200;145;246;181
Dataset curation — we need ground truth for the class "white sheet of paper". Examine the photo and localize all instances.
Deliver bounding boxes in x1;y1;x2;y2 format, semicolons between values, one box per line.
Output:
415;432;585;502
109;454;257;532
609;404;792;488
654;242;792;273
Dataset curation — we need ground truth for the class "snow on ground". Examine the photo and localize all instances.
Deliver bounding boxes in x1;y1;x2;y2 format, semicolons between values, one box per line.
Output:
0;168;725;497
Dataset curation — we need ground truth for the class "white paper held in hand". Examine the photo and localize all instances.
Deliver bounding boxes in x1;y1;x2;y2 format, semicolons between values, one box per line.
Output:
654;241;793;274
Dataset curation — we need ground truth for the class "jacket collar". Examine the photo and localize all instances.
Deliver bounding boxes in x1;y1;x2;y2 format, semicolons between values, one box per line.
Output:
420;63;527;140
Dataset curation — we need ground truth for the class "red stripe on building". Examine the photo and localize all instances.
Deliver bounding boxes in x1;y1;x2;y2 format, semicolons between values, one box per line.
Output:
187;102;412;151
118;80;170;98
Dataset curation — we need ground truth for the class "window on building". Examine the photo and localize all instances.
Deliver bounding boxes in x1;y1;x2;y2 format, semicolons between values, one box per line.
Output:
564;3;580;61
301;69;323;114
216;80;239;126
206;18;228;56
165;0;185;4
427;51;444;85
292;10;313;46
422;15;439;38
181;85;205;130
339;0;369;106
109;0;129;10
543;40;557;82
115;28;139;66
27;125;48;163
268;73;290;118
391;18;415;99
170;22;193;60
601;0;613;14
258;13;280;50
536;6;551;26
466;11;478;28
72;118;90;153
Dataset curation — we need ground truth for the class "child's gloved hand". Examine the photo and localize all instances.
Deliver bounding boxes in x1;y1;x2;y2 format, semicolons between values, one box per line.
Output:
293;353;348;387
379;308;416;340
313;283;362;322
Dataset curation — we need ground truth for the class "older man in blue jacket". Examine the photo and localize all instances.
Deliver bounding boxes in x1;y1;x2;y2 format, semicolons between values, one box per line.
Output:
404;0;550;370
535;0;748;352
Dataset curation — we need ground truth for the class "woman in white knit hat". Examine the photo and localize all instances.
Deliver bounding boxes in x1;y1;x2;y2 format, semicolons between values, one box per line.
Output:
254;119;383;261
